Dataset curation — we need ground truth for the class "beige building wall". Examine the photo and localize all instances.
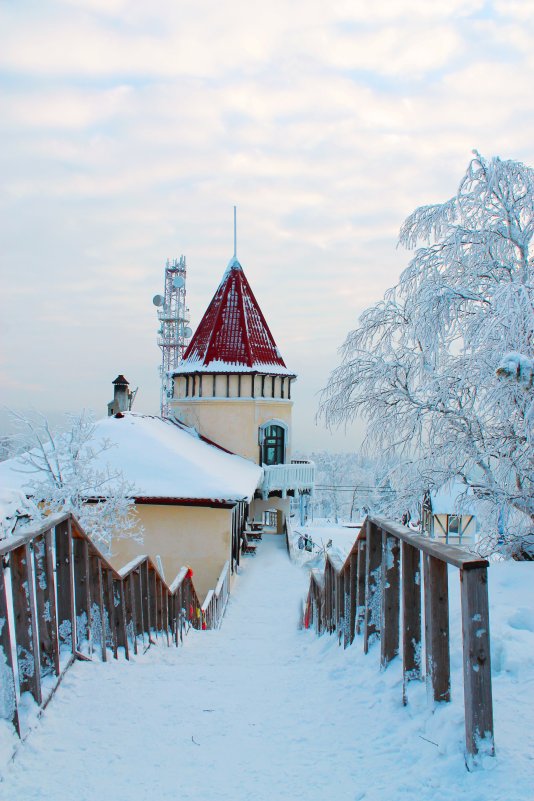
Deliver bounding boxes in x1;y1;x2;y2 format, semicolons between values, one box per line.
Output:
433;513;476;541
170;397;293;464
109;503;232;602
250;496;291;534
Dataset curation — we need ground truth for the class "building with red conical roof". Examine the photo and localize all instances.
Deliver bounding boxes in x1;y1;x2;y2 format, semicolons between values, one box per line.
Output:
171;255;314;532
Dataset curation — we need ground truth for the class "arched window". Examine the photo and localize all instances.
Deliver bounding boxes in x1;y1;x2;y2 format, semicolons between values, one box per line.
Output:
260;423;286;466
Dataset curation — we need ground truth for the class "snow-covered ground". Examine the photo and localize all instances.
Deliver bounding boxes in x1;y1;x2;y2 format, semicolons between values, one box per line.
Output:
289;517;363;568
0;534;532;801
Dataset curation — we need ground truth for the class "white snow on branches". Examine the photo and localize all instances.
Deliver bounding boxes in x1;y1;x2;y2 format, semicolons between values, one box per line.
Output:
0;411;142;553
321;152;534;558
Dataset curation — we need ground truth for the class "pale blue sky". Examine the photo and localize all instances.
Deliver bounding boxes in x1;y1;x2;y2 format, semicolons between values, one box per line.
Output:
1;0;533;450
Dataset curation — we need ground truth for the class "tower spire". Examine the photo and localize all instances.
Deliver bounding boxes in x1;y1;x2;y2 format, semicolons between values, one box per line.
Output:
233;205;237;258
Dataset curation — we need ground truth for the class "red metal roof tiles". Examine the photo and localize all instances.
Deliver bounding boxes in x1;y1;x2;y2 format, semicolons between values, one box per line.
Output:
179;258;289;373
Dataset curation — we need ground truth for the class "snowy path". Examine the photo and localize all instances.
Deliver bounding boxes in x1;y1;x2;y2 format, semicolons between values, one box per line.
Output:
0;535;532;801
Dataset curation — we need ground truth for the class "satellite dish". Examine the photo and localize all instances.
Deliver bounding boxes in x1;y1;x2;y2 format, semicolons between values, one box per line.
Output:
173;276;185;289
152;294;164;307
184;326;193;338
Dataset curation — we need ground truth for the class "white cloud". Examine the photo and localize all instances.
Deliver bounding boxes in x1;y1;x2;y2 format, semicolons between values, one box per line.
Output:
0;0;532;449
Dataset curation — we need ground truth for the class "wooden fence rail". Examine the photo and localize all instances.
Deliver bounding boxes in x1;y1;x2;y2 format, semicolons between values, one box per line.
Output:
0;512;228;738
303;516;494;762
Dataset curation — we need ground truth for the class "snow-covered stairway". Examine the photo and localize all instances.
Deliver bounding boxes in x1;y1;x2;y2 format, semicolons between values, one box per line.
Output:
1;534;532;801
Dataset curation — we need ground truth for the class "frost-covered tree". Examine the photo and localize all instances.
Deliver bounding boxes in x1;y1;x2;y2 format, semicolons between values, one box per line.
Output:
299;451;383;522
8;410;142;553
320;152;534;558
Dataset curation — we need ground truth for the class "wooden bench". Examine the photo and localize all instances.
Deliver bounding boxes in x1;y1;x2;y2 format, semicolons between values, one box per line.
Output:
243;528;262;541
241;533;257;556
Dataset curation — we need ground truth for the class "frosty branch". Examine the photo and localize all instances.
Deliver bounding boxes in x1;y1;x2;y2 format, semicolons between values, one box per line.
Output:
10;410;143;553
320;152;534;557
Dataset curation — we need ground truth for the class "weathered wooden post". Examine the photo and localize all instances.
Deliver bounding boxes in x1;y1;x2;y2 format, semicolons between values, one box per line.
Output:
364;520;382;654
0;559;20;734
11;543;42;705
73;534;92;652
335;560;344;644
149;568;158;639
113;577;129;660
132;567;144;643
380;530;400;669
460;565;494;759
55;518;76;654
33;530;60;676
423;553;450;702
162;585;170;645
355;536;366;635
89;552;107;661
140;561;150;639
102;569;118;659
401;541;422;703
348;548;357;645
123;574;136;654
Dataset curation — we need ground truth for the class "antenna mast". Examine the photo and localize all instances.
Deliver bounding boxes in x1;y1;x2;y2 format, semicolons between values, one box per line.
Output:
152;255;192;418
233;205;237;257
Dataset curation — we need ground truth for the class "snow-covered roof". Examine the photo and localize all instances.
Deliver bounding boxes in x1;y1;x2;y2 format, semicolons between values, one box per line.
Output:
0;414;263;505
430;477;476;516
175;256;295;376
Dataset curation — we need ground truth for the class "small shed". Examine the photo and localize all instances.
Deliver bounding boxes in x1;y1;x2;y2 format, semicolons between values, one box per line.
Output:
421;478;477;546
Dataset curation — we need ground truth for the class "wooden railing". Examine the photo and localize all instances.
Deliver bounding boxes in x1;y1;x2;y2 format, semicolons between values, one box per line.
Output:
201;560;230;630
0;512;225;738
303;516;494;762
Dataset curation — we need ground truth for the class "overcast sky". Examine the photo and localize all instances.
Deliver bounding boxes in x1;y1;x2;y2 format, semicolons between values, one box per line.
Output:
1;0;533;452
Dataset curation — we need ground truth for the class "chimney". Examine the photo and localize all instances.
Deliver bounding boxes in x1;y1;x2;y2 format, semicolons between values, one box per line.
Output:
108;375;133;416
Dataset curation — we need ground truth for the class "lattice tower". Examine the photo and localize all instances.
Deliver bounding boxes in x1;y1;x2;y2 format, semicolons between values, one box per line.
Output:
154;255;191;418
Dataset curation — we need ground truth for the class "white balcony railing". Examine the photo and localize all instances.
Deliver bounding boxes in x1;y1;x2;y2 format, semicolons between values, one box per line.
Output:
261;460;315;499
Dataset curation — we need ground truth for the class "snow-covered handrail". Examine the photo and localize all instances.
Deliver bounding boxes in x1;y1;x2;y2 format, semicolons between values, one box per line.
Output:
201;560;230;630
261;460;315;499
0;512;205;740
303;516;494;765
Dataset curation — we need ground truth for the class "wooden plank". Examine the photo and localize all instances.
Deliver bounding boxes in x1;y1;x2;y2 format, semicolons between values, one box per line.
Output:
55;519;75;654
175;584;183;644
73;537;91;652
162;589;170;646
402;541;422;703
355;539;366;635
327;562;334;633
114;578;129;660
103;569;118;659
370;516;488;570
424;554;450;703
0;562;20;734
348;550;357;645
157;576;164;636
89;554;106;662
336;568;344;643
124;574;137;655
149;568;157;638
380;531;400;669
364;520;382;654
33;531;60;676
460;566;494;758
11;544;42;705
140;561;150;639
0;511;70;557
132;568;144;641
168;592;176;646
